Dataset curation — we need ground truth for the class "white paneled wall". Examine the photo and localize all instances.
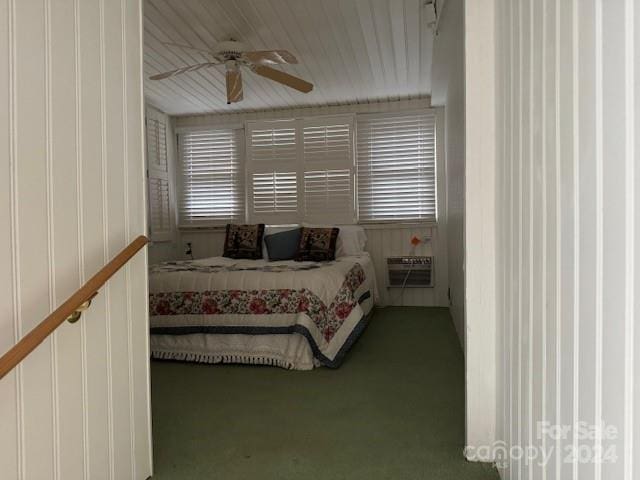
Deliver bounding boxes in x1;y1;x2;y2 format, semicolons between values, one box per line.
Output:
494;1;639;479
176;229;227;261
465;0;498;453
0;0;152;479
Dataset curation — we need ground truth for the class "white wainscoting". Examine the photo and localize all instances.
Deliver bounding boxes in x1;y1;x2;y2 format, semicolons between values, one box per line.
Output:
363;225;448;307
158;223;448;308
148;240;178;265
177;229;227;260
493;1;639;480
0;1;152;479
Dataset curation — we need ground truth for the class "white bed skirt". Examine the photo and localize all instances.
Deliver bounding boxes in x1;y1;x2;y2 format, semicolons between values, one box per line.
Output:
151;332;318;370
151;291;374;370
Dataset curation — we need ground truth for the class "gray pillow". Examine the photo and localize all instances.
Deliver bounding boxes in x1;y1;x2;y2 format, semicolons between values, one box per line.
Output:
264;228;302;261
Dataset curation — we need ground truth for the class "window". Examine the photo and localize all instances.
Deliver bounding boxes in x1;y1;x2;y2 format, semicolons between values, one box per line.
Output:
176;109;438;228
246;116;355;224
356;111;437;222
178;128;244;227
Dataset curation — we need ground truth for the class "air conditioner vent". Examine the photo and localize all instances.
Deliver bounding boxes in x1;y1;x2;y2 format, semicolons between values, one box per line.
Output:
386;256;434;288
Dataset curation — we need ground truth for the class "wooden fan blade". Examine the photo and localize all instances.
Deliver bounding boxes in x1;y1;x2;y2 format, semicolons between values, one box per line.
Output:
242;50;298;65
226;68;243;104
149;62;218;80
251;65;313;93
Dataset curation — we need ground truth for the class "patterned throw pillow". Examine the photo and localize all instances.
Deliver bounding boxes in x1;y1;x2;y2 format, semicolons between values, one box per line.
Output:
223;224;265;259
295;227;340;262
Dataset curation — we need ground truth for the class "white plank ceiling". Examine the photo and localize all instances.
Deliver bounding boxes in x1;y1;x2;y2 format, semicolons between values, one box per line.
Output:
143;0;434;115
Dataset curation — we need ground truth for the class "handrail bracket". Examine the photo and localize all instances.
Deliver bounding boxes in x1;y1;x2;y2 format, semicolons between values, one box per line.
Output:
66;292;98;324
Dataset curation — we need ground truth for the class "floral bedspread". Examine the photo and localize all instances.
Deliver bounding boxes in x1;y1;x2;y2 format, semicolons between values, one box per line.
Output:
148;255;374;367
150;260;326;274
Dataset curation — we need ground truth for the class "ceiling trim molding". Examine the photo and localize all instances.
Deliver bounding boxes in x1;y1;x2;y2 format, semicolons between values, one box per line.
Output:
174;96;433;128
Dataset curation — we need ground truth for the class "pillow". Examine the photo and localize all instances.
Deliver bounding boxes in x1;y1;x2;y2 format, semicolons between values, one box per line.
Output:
302;224;367;257
223;224;265;259
295;227;340;262
335;225;367;256
261;225;300;260
264;228;302;261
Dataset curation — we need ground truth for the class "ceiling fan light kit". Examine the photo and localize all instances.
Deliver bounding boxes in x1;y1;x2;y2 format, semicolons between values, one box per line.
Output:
225;60;243;104
150;40;314;104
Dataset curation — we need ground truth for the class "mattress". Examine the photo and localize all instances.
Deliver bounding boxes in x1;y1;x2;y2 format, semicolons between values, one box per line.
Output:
148;253;377;370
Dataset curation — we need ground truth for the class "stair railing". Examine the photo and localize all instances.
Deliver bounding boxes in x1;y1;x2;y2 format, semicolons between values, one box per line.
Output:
0;235;149;380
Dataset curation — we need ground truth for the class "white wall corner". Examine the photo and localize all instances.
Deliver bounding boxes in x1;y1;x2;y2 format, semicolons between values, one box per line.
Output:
431;0;465;347
463;0;497;456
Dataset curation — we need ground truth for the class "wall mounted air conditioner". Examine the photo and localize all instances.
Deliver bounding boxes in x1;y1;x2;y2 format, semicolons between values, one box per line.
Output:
386;256;434;288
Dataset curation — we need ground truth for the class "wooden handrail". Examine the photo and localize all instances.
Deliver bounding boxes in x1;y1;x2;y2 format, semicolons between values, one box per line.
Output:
0;235;149;380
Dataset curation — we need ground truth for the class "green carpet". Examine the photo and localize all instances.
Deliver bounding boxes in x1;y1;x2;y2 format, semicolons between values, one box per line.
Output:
150;307;499;479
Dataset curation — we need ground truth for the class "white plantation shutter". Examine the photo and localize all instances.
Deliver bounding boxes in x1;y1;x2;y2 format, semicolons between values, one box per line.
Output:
148;177;171;238
246;120;300;223
147;117;167;171
356;111;437;222
146;114;173;241
178;128;245;227
246;116;355;224
302;117;355;224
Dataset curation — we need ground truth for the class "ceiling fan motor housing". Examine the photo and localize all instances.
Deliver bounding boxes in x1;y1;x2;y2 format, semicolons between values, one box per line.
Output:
215;40;246;60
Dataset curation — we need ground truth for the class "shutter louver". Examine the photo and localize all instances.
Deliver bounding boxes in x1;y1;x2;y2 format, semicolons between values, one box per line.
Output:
148;177;171;235
252;172;298;214
302;117;355;224
147;118;167;170
356;112;437;222
247;120;300;223
304;169;352;221
303;123;351;163
178;129;244;227
146;115;173;241
249;124;297;163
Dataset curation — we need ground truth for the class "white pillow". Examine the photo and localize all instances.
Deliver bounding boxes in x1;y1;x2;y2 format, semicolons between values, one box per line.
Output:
262;225;300;260
302;224;367;257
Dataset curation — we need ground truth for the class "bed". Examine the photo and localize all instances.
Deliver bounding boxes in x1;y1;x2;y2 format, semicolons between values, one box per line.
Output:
148;252;376;370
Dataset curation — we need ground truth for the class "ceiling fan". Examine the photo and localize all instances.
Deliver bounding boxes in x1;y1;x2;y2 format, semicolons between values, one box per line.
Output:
149;40;314;104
